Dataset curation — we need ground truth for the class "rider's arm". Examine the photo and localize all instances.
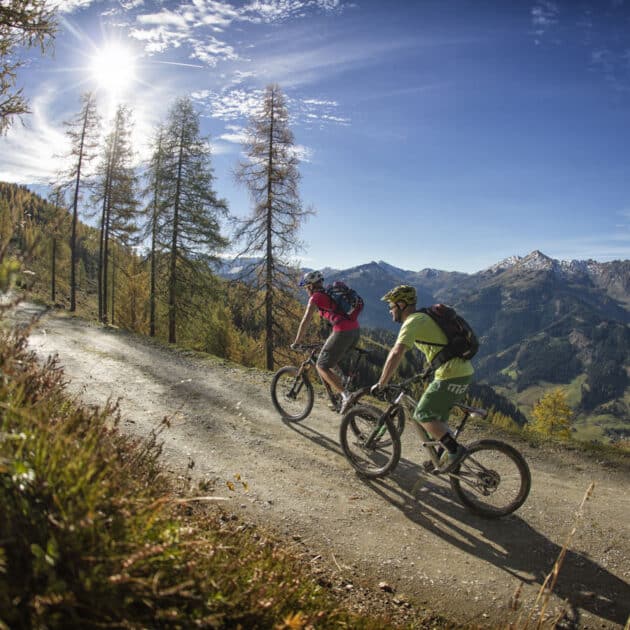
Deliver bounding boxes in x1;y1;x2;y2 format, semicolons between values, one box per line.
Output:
376;342;407;387
293;299;318;345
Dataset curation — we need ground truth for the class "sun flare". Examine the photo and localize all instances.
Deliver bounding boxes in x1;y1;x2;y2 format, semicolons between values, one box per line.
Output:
90;43;137;96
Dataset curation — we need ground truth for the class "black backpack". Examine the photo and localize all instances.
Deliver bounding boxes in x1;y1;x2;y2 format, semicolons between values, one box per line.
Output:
416;304;479;369
323;281;364;318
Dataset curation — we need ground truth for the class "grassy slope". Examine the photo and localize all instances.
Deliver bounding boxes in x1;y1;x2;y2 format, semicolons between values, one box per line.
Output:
0;312;454;629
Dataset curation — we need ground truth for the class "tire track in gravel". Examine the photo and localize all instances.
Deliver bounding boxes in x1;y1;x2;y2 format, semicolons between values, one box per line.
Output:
24;305;630;629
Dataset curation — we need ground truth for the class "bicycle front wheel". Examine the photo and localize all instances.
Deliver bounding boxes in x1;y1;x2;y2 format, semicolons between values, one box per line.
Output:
347;403;405;448
339;405;401;479
449;439;531;518
270;366;314;421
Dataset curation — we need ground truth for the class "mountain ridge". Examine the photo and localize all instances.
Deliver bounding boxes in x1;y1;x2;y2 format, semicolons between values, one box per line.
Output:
305;252;630;444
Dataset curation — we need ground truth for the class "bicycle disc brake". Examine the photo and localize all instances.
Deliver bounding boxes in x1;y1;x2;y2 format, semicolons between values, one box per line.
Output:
476;469;501;495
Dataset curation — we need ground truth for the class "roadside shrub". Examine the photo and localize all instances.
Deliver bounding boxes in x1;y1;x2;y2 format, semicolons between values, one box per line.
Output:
0;317;409;629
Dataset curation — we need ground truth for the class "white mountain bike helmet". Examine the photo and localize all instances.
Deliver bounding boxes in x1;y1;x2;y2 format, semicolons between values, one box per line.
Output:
299;270;324;286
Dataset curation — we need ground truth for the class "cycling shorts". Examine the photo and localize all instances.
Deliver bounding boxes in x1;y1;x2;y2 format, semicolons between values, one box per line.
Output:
317;329;360;369
413;375;473;423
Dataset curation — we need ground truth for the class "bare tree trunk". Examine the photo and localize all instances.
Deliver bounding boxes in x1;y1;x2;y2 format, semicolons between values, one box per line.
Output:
98;195;106;321
149;145;162;338
264;89;275;370
51;236;56;303
150;224;157;337
69;107;89;312
102;199;111;325
111;246;116;325
168;126;185;344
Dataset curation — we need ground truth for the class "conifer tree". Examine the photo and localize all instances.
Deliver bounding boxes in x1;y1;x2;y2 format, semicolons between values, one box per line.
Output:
45;188;69;304
0;0;55;133
143;125;168;337
159;97;228;344
114;248;149;333
92;105;139;324
57;92;100;311
234;84;312;370
531;388;573;440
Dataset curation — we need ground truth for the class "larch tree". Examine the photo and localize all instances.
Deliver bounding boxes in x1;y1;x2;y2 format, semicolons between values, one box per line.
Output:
160;97;228;344
234;84;313;370
0;0;56;134
143;125;168;337
92;104;139;324
530;388;573;440
45;187;69;304
57;92;100;311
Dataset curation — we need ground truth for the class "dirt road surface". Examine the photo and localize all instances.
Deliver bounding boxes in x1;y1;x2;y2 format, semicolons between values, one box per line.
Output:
23;306;630;629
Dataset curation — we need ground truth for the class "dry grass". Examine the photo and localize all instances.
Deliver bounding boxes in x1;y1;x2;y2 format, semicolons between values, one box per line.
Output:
508;482;596;629
0;309;445;629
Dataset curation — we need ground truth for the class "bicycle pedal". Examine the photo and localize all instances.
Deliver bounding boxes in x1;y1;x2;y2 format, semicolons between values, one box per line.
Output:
421;460;436;473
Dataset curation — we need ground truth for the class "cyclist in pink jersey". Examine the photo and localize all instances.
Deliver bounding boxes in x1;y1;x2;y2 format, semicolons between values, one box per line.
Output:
292;270;361;413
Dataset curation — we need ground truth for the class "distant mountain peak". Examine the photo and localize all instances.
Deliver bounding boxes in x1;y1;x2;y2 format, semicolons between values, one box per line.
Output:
525;249;551;260
485;250;557;274
520;250;554;269
480;250;625;284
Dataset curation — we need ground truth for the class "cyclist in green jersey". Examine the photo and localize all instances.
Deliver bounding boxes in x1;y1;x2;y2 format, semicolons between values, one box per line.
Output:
370;285;474;473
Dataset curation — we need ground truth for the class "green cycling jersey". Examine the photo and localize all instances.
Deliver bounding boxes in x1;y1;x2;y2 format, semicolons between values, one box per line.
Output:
396;311;474;380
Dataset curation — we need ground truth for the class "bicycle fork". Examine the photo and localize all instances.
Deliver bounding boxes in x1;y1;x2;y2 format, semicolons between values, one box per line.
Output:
364;415;389;449
288;363;311;399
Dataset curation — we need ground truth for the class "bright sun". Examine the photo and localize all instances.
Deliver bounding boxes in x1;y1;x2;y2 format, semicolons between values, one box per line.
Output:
90;43;137;96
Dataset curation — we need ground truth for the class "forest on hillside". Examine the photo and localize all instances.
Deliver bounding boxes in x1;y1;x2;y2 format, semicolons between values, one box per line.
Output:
2;178;531;433
1;9;624;444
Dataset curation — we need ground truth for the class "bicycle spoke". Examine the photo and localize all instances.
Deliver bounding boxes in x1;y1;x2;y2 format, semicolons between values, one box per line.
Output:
449;439;531;518
340;405;401;478
270;366;314;421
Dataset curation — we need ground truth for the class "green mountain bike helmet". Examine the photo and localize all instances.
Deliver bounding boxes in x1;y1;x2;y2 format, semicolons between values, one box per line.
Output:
381;285;417;305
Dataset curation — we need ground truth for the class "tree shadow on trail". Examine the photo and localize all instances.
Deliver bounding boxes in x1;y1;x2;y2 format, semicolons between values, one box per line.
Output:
281;417;629;628
282;415;346;457
362;454;629;628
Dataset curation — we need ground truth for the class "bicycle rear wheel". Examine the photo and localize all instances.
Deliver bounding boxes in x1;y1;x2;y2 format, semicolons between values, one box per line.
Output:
270;366;314;421
339;405;401;478
449;439;531;518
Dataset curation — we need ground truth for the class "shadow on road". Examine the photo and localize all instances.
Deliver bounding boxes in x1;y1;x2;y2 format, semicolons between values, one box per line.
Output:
366;454;629;628
284;419;628;628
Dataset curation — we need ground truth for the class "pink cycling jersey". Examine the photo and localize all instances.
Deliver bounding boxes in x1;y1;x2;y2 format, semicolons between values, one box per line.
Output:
310;291;360;332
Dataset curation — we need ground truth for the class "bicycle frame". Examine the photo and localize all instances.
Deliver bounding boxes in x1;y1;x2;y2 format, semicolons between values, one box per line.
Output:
339;381;531;517
362;382;479;473
294;344;367;409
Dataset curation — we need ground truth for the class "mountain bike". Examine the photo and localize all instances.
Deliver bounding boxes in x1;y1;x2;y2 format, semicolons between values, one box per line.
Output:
339;375;531;518
271;343;392;424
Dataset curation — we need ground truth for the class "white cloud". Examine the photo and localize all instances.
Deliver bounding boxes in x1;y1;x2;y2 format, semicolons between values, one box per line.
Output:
218;123;249;145
128;0;346;64
196;88;266;120
192;87;349;128
230;70;257;85
0;90;70;184
190;37;239;66
240;0;342;23
129;24;189;54
129;3;242;64
50;0;95;14
295;96;350;126
531;0;559;38
291;143;313;162
529;2;630;92
136;9;191;28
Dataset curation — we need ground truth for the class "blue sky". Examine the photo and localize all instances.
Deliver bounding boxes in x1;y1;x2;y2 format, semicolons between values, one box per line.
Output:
2;0;630;273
